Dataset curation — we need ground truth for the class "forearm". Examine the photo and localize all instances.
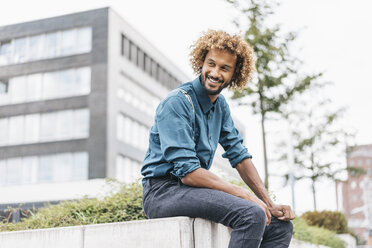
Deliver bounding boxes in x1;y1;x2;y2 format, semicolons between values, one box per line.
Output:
181;168;254;201
235;158;274;208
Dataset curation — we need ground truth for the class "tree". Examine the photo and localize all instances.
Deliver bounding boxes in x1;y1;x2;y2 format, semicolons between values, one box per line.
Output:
281;92;364;210
226;0;317;189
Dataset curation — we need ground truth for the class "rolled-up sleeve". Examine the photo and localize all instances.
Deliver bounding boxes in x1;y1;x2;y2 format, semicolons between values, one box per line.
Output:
219;101;252;168
156;95;201;179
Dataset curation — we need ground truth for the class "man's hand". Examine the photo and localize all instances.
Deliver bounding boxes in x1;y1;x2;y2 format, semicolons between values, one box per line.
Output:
269;204;295;221
234;186;272;226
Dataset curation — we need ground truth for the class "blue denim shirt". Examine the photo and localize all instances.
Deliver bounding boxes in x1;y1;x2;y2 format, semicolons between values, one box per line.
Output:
141;76;252;185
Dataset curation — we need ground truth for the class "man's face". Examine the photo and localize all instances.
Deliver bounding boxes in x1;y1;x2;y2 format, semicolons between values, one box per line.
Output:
201;48;237;97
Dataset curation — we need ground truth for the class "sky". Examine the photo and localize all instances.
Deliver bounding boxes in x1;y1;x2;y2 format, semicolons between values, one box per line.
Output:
1;0;372;214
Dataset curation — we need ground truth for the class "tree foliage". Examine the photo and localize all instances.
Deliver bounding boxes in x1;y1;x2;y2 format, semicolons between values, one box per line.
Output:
226;0;317;189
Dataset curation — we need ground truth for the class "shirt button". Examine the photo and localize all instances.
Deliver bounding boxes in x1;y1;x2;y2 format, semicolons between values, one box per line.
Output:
208;115;212;120
209;136;212;140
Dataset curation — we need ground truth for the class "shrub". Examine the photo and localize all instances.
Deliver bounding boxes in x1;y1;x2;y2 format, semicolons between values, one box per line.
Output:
301;210;348;234
0;181;146;232
293;217;346;248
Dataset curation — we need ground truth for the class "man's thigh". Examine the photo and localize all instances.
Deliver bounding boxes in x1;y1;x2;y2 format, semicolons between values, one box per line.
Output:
143;178;263;228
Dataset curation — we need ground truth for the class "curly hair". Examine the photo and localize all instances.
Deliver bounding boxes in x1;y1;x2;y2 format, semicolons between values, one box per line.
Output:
190;30;255;90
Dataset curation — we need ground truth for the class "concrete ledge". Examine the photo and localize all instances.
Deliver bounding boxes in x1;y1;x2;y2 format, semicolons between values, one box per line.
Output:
0;217;336;248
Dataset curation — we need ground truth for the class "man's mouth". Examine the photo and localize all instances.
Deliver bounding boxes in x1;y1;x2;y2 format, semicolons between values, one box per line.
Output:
206;75;224;85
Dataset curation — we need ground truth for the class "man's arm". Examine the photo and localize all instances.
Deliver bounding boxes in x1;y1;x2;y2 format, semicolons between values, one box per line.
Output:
182;167;272;225
235;158;295;221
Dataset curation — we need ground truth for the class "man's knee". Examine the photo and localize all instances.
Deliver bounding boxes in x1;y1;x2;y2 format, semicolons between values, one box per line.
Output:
238;205;266;228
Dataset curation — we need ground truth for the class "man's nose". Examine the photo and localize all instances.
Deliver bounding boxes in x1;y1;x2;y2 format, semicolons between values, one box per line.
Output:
210;67;220;78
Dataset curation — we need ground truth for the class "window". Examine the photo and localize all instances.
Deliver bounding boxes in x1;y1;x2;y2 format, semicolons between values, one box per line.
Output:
0;152;88;185
58;69;75;97
0;41;12;65
145;54;152;75
122;35;130;59
0;79;8;94
7;158;22;185
28;35;44;61
24;114;40;143
13;37;28;63
0;109;89;146
130;42;137;64
76;67;91;94
61;29;76;56
8;116;24;144
9;76;27;104
26;73;42;101
116;155;142;183
72;152;88;180
56;110;73;140
44;32;58;58
40;112;57;141
42;71;59;99
0;118;8;145
137;49;145;69
73;109;90;138
0;160;6;186
76;27;92;53
39;155;54;183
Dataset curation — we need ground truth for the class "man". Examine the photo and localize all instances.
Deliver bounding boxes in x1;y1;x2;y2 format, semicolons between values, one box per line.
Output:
141;30;295;248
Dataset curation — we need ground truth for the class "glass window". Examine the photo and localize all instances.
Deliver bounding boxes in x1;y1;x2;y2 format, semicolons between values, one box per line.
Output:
56;110;73;140
151;60;158;79
123;116;132;144
0;160;6;186
0;41;12;66
54;153;73;182
28;35;44;61
76;27;92;53
145;55;151;75
75;67;91;94
7;158;22;185
39;155;54;183
13;37;28;63
0;79;8;93
44;32;58;58
42;71;59;99
72;152;88;180
24;114;40;143
59;69;75;97
26;73;42;101
73;109;89;138
61;29;76;56
137;49;145;69
366;159;371;165
9;76;27;104
8;115;24;145
122;35;130;58
40;112;57;141
24;156;38;184
130;43;137;64
0;118;8;146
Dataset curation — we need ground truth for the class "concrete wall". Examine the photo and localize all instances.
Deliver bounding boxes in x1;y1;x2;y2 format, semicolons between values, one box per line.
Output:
1;216;355;248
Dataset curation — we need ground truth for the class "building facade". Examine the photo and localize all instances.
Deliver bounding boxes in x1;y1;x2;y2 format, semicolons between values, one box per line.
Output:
342;144;372;243
0;8;243;213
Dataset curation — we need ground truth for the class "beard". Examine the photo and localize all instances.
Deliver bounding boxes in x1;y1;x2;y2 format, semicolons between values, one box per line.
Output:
200;73;229;96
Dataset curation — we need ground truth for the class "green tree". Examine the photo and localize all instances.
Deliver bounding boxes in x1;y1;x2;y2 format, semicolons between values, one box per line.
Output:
226;0;317;189
281;93;364;210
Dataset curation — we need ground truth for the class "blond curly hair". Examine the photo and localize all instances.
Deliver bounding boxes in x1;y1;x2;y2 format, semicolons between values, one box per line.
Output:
190;30;255;90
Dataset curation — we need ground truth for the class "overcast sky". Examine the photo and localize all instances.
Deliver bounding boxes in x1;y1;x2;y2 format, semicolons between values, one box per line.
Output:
1;0;371;213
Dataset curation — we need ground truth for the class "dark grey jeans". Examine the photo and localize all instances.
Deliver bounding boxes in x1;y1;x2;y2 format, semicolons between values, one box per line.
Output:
142;178;293;248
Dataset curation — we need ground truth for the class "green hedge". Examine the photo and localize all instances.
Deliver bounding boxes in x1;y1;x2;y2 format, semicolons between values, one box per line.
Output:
0;181;146;232
301;210;348;234
293;217;345;248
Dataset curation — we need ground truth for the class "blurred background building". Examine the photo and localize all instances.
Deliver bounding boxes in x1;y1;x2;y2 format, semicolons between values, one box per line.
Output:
342;144;372;244
0;7;243;219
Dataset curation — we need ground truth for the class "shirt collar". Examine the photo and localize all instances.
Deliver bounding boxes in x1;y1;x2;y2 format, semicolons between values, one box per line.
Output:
192;76;215;114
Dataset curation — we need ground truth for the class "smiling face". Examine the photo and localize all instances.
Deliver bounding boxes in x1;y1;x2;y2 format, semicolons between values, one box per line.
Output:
201;48;237;102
